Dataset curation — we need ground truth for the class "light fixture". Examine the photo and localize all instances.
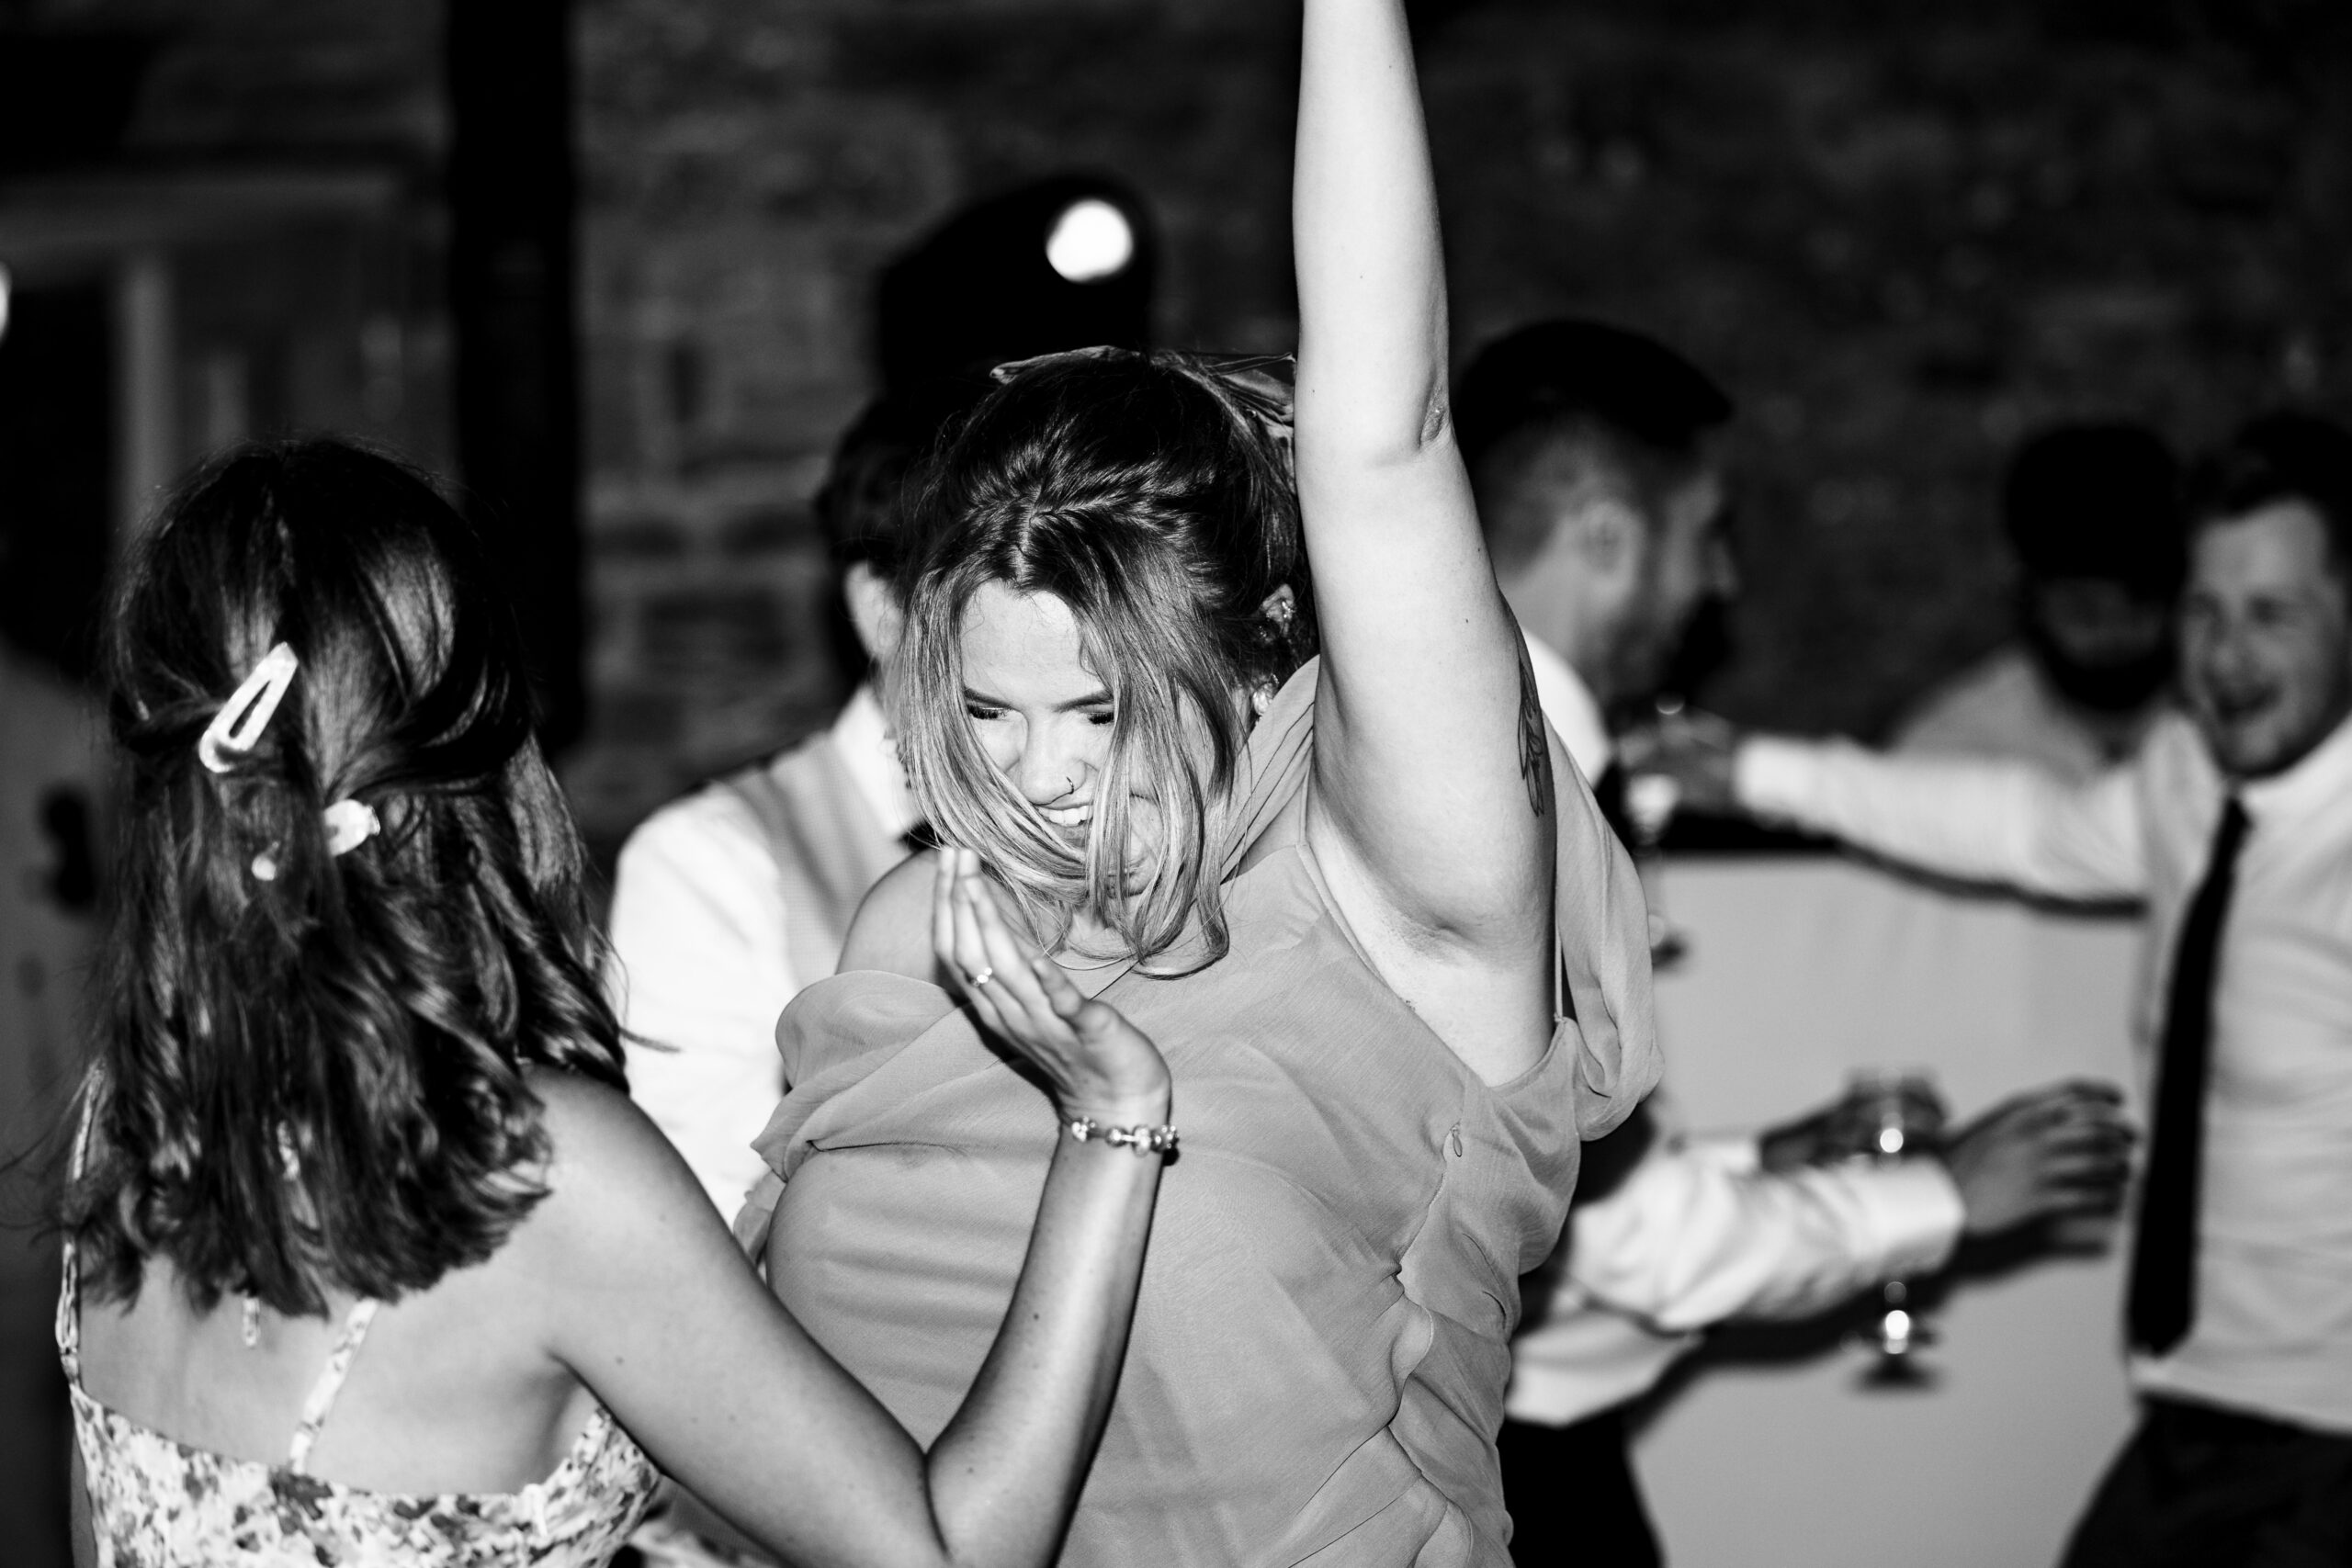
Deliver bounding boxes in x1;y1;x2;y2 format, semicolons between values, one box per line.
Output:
1046;199;1135;284
0;263;12;345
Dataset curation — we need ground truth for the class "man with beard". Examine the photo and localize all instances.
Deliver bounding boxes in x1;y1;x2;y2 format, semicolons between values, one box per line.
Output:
1895;423;2183;782
1636;411;2352;1565
1464;320;2135;1567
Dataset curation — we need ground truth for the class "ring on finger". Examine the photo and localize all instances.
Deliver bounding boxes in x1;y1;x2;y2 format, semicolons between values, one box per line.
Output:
967;965;995;988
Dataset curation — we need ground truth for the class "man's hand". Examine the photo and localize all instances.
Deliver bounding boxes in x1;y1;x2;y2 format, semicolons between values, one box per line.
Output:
1758;1079;1948;1173
1617;707;1741;814
1939;1080;2135;1237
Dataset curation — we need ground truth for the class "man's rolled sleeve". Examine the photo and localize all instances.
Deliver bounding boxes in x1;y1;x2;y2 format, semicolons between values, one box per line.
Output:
1565;1137;1966;1334
1736;734;2147;902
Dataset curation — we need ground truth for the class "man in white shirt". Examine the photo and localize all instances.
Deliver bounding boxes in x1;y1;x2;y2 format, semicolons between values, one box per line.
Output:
1636;411;2352;1565
1460;320;2134;1567
1893;422;2184;782
608;383;977;1216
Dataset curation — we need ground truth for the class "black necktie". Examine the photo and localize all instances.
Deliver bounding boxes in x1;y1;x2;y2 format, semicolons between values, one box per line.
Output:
2127;795;2250;1358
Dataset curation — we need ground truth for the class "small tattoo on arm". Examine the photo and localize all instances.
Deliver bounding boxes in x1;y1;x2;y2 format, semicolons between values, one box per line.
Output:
1514;637;1553;819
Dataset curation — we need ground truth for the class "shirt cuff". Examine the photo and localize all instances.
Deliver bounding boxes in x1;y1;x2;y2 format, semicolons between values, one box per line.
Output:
1849;1157;1967;1280
1685;1134;1763;1174
1733;735;1831;822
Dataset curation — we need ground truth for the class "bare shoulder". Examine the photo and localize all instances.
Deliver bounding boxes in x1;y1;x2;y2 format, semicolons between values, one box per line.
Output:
836;847;942;981
514;1069;732;1264
506;1069;780;1415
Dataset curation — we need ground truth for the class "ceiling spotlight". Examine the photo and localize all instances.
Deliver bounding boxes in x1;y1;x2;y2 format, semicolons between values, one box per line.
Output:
1046;199;1135;284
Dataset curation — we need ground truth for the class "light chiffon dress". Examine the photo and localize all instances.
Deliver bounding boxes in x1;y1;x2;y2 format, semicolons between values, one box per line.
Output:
737;660;1658;1566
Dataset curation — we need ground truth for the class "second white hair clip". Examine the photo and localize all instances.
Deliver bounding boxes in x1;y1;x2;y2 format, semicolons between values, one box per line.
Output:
198;641;382;878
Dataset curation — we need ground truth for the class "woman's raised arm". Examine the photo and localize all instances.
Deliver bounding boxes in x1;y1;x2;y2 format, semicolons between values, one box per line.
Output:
1292;0;1556;1073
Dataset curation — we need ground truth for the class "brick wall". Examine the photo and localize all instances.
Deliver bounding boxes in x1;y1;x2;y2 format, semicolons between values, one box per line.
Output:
1426;0;2352;738
567;0;1305;840
568;0;2352;845
23;0;2345;843
3;0;452;491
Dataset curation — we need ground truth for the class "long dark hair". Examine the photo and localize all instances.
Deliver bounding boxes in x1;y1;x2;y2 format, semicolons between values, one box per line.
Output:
64;437;624;1317
894;350;1316;967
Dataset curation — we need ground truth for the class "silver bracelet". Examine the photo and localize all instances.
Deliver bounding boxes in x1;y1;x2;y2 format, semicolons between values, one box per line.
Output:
1064;1116;1179;1156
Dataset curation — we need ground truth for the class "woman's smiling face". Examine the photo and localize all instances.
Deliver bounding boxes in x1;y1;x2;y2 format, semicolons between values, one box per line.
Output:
957;581;1123;841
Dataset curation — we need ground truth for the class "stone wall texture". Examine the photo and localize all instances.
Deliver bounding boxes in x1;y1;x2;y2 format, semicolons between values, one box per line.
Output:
14;0;2349;844
10;0;444;158
568;0;2352;845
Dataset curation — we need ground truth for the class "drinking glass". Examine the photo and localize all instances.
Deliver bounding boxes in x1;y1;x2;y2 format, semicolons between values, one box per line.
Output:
1849;1067;1941;1382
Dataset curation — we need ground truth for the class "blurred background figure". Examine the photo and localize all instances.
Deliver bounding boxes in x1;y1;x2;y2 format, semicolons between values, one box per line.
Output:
1455;317;1738;767
1634;411;2352;1566
1461;319;2135;1568
1894;422;2185;781
609;377;978;1220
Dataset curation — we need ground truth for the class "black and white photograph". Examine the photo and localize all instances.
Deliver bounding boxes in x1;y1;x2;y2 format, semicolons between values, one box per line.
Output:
2;2;2347;1564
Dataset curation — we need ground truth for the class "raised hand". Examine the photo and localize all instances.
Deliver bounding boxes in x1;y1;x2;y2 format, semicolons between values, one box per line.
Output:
1939;1080;2136;1236
933;848;1172;1124
1618;706;1742;815
1758;1078;1951;1173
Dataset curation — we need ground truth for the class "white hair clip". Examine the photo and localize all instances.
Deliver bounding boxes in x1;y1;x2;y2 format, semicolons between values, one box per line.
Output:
198;643;300;773
249;799;377;883
322;798;380;857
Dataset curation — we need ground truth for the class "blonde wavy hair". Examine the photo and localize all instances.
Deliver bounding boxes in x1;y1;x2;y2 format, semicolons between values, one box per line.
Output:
893;348;1312;969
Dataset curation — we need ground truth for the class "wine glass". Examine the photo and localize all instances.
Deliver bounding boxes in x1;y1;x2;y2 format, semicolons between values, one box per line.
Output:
1849;1067;1941;1383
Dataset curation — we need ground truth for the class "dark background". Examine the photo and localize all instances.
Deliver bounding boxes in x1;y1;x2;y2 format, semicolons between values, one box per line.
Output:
570;0;2352;840
2;0;2347;847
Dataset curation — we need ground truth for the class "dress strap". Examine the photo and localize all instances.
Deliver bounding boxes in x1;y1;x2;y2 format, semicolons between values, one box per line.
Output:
53;1088;98;1381
286;1297;380;1473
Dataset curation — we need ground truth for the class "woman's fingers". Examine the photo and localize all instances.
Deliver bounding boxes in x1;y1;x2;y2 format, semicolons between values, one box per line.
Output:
927;852;1170;1116
963;878;1075;1055
961;860;1043;976
940;853;1084;1068
1029;953;1090;1022
941;852;1013;1032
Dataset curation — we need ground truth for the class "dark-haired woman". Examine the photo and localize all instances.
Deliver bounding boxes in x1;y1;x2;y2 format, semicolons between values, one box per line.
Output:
61;436;1176;1566
738;0;1660;1562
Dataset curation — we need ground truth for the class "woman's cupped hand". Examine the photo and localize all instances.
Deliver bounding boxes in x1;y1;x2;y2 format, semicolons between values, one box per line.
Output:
933;847;1173;1126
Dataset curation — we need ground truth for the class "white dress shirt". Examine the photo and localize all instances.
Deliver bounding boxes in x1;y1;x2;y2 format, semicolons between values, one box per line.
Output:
608;685;915;1213
1739;710;2352;1434
1507;636;1967;1427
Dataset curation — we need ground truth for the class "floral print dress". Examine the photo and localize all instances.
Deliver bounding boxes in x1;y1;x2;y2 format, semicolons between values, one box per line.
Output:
58;1207;661;1565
